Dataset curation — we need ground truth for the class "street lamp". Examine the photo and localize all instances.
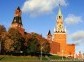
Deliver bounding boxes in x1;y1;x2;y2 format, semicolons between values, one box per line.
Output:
40;44;43;61
62;50;64;60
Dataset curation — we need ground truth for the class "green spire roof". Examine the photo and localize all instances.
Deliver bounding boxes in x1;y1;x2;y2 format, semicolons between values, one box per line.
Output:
57;5;62;17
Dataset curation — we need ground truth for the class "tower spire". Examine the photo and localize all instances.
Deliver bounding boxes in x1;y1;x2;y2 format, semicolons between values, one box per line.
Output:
47;30;52;42
58;4;62;17
54;4;65;33
11;7;23;28
48;30;51;35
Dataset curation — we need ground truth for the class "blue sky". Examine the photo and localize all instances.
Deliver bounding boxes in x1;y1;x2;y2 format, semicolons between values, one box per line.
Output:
0;0;84;54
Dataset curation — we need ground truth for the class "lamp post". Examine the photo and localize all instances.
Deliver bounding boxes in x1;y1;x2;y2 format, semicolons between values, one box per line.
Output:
40;44;43;61
62;50;64;60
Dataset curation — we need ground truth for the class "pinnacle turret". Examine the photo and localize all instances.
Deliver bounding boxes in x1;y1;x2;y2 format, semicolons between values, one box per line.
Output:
11;7;23;28
48;30;51;35
47;30;52;42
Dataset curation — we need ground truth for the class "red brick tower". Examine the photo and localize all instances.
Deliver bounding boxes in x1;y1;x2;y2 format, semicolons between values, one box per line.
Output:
51;5;66;56
50;5;75;57
11;7;24;35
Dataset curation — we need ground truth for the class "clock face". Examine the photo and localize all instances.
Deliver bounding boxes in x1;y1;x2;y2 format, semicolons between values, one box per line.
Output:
59;25;62;29
58;24;62;31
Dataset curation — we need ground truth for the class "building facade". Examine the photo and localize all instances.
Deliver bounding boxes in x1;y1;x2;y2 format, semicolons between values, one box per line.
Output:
47;6;75;57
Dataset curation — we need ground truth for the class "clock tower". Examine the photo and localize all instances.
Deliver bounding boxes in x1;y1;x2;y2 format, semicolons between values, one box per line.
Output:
54;5;65;33
52;5;66;56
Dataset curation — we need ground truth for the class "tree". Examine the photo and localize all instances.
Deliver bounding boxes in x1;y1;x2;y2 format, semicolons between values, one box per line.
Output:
4;39;14;53
32;33;50;54
27;37;40;54
1;32;9;54
23;33;40;55
0;25;7;54
42;39;50;54
8;28;24;53
0;25;6;34
24;32;50;55
0;25;6;42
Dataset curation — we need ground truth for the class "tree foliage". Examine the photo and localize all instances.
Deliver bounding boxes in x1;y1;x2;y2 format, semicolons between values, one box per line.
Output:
8;28;24;52
26;37;40;54
0;25;6;42
4;39;14;52
23;32;50;55
32;33;50;54
0;27;50;55
0;25;7;54
0;25;6;34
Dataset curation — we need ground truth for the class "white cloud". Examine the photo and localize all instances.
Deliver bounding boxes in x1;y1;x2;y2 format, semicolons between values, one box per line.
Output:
22;0;68;15
65;14;83;24
70;31;84;46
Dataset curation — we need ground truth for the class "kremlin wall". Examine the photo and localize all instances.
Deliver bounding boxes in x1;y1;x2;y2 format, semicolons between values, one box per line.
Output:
8;6;75;57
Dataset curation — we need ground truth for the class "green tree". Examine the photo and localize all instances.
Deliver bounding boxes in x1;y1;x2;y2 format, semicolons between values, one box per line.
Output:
27;37;40;54
24;32;50;55
33;33;50;54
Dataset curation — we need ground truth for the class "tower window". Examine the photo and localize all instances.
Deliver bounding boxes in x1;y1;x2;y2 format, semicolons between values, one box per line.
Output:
59;16;61;19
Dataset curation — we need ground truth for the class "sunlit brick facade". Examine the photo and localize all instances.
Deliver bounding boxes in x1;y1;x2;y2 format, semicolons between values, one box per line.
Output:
47;5;75;57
